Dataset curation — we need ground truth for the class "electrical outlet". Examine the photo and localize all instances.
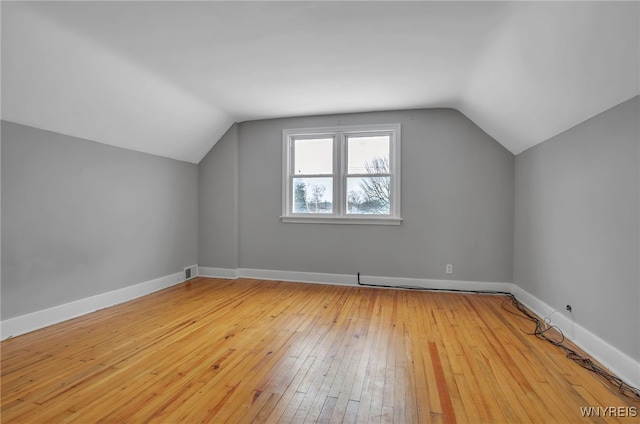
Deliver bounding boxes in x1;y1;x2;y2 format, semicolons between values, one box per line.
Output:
445;264;453;274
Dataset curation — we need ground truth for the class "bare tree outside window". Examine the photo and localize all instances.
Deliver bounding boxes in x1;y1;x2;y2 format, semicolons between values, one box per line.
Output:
293;178;333;214
347;157;391;214
310;184;327;212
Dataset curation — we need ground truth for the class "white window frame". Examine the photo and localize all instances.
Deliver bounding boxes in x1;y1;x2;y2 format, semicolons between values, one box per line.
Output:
282;123;402;225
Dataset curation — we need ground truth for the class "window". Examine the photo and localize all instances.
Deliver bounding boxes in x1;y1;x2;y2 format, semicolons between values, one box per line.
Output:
282;124;401;224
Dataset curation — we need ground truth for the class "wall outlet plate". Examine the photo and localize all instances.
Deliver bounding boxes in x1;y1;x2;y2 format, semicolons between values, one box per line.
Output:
446;264;453;274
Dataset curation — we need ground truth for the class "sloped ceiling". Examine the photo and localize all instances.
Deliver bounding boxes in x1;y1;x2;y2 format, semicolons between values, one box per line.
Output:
2;1;638;163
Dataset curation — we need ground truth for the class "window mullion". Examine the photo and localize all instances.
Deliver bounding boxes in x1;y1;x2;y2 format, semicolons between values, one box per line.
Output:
342;132;349;217
346;173;392;178
334;134;342;217
343;133;347;216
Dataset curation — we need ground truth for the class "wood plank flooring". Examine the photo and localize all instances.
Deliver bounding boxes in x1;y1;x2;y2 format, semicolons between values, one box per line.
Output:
1;277;637;423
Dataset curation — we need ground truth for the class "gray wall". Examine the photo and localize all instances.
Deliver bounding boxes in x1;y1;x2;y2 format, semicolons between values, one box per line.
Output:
200;108;515;283
199;124;239;269
514;96;639;361
1;121;198;319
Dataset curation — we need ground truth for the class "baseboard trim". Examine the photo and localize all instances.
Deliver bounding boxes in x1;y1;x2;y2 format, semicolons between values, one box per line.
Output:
238;268;357;286
237;268;513;292
511;285;640;389
0;272;185;341
198;267;238;279
199;266;511;292
201;266;510;292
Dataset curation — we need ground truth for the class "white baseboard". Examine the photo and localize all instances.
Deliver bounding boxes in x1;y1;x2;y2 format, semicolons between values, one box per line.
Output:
198;266;238;279
0;272;185;341
200;266;511;292
238;268;513;292
238;268;357;286
511;285;640;389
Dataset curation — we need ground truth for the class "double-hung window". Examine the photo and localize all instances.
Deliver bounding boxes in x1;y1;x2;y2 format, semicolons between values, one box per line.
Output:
282;124;401;224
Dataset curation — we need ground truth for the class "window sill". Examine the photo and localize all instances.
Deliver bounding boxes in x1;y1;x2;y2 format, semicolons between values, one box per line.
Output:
280;216;402;225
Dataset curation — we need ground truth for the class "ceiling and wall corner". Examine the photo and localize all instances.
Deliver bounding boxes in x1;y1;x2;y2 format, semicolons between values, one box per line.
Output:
1;1;638;163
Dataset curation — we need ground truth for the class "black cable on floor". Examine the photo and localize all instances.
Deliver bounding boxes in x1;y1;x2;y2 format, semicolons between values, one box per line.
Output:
356;272;640;400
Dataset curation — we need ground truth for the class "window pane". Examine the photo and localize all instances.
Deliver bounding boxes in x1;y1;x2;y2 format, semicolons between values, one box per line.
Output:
347;135;390;174
346;176;391;215
292;177;333;214
294;138;333;175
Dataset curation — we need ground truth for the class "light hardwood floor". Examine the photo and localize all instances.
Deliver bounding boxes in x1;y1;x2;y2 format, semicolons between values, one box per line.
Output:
1;277;637;423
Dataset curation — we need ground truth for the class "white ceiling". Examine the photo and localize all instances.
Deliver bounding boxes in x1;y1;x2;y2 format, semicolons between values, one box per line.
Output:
2;1;638;163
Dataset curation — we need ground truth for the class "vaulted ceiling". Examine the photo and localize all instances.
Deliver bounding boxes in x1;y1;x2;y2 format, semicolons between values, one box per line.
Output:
2;1;638;163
